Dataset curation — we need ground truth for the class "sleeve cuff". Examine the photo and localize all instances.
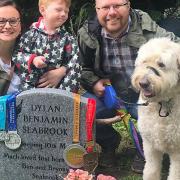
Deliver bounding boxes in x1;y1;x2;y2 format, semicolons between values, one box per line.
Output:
28;54;37;73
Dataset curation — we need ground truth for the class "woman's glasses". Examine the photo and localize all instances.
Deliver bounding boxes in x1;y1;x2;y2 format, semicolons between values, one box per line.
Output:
0;17;20;28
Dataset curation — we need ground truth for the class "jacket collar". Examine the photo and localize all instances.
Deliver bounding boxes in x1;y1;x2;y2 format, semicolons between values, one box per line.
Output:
87;12;102;37
31;17;65;35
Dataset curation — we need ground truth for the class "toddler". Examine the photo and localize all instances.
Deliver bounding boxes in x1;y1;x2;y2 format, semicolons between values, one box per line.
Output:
13;0;81;92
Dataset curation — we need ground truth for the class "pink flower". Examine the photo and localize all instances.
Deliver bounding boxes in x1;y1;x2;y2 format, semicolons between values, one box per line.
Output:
64;169;93;180
97;174;116;180
64;169;116;180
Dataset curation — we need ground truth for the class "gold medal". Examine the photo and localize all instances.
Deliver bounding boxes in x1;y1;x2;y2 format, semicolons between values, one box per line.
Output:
63;94;86;168
63;144;86;168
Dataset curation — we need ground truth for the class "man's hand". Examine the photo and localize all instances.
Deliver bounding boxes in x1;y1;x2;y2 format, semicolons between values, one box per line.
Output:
37;66;67;88
33;56;47;68
93;79;110;97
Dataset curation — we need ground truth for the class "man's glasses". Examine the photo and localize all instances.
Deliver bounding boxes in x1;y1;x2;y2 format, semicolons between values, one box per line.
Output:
0;17;20;28
96;2;129;13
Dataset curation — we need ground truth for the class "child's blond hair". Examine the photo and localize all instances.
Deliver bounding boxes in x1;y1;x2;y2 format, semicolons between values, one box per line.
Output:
39;0;71;7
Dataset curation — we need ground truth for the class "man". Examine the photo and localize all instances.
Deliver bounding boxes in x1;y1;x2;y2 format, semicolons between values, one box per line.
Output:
78;0;180;172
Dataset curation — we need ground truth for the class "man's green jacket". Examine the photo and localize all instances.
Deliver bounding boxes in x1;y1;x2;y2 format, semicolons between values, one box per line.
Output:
78;9;180;100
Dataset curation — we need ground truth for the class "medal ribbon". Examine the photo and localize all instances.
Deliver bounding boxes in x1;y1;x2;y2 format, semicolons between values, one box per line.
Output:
7;92;19;132
85;98;96;153
0;95;10;130
73;93;81;143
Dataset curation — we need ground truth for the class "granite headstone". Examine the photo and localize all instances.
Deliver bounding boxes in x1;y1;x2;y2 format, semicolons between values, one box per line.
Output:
0;89;96;180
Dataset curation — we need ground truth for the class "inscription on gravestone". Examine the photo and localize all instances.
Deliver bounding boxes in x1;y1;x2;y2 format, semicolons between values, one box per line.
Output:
0;89;95;180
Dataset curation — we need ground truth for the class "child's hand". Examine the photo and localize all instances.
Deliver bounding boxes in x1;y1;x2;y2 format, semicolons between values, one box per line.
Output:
37;66;67;88
33;56;47;68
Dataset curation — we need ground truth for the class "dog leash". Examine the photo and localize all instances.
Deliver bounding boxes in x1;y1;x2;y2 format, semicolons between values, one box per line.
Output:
103;83;145;158
115;96;149;107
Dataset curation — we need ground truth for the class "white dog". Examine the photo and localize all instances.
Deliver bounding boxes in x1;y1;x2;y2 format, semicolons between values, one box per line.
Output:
131;38;180;180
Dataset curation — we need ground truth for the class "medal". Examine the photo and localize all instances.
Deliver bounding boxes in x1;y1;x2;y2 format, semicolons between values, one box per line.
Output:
5;132;21;150
5;92;21;150
83;152;98;173
83;99;98;173
63;144;86;168
63;93;86;168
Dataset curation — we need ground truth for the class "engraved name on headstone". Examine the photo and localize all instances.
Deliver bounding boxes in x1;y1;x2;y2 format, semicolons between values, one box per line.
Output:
0;89;95;180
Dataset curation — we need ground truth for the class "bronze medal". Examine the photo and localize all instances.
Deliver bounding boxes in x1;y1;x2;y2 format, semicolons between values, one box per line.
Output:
83;99;97;173
83;152;98;174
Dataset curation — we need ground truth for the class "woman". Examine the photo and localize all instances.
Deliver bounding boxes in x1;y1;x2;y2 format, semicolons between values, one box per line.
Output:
0;0;21;95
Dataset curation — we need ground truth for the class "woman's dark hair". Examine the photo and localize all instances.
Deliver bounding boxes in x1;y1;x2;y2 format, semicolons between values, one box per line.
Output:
0;0;22;19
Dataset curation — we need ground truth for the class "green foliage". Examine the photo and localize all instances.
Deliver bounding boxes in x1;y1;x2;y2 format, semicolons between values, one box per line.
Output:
15;0;180;32
113;120;135;152
16;0;39;30
148;10;163;22
67;2;94;36
122;176;142;180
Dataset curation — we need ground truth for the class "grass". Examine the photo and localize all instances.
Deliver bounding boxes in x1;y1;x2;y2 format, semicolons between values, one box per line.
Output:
108;119;143;179
121;176;142;180
107;120;168;180
115;147;143;180
94;118;144;179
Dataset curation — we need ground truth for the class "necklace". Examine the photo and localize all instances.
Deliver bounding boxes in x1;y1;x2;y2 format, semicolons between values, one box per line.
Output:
0;58;11;73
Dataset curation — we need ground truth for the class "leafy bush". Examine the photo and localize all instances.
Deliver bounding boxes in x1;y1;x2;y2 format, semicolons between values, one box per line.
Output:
15;0;180;33
67;2;94;36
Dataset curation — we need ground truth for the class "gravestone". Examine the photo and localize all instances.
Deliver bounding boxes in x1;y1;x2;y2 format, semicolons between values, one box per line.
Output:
0;88;96;180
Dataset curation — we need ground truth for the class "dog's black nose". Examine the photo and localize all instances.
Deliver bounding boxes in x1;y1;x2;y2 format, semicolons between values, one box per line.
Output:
139;79;150;89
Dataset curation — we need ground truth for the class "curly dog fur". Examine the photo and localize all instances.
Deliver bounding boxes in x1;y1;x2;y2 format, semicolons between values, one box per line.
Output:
131;38;180;180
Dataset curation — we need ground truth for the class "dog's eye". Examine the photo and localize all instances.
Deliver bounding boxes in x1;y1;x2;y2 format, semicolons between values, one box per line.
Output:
157;62;165;68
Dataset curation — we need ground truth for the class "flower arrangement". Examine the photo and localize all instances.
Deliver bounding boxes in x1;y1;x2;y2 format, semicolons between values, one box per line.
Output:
64;169;93;180
63;169;116;180
97;174;116;180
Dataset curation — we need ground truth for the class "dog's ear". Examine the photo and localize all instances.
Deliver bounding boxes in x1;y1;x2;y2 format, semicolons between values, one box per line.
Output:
176;47;180;79
177;56;180;70
176;60;180;85
175;45;180;71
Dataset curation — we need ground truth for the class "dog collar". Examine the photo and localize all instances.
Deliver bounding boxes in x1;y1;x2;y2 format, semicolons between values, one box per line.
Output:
158;99;173;117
